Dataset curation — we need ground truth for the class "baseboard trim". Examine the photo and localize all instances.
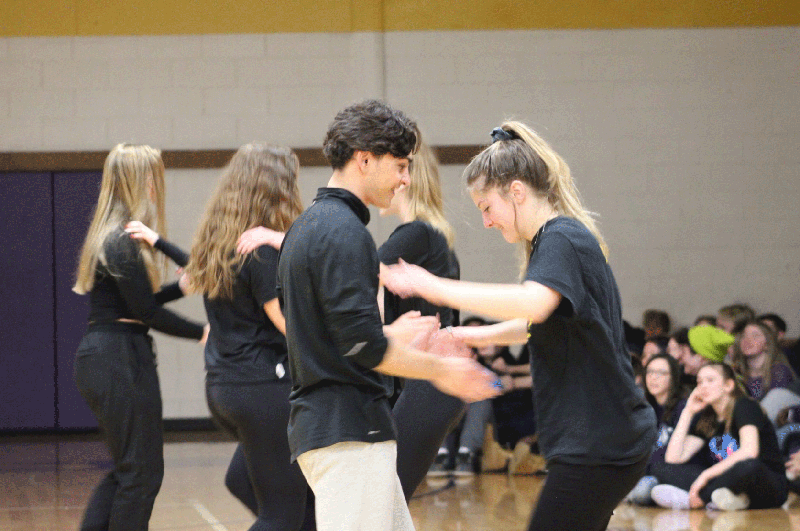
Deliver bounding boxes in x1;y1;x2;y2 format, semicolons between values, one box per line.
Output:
0;145;482;172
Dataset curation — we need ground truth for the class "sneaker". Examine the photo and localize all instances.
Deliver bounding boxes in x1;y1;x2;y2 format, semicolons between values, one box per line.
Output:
507;441;531;475
651;484;691;509
710;488;750;511
427;451;451;477
625;475;659;505
453;450;477;477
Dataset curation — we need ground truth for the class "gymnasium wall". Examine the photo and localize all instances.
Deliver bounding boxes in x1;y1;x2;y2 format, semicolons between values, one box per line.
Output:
1;3;798;421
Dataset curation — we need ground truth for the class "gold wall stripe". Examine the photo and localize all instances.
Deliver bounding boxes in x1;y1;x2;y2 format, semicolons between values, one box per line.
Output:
2;0;797;37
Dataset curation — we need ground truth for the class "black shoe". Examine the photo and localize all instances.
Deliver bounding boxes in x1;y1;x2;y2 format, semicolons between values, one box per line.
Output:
453;451;477;477
427;452;451;477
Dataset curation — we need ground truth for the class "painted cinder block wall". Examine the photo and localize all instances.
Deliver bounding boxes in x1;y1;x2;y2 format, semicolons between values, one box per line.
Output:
1;1;797;419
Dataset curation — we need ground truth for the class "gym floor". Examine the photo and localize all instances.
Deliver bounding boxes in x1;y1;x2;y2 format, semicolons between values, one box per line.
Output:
1;433;798;530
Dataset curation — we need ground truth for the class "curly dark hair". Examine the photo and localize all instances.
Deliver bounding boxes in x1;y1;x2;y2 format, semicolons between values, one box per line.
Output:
323;100;419;170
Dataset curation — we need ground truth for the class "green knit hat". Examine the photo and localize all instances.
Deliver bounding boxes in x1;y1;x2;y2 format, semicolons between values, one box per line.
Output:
688;325;735;363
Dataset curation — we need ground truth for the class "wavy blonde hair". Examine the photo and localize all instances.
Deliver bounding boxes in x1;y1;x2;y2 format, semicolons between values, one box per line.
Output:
186;143;302;299
73;144;167;294
464;121;608;275
406;140;454;248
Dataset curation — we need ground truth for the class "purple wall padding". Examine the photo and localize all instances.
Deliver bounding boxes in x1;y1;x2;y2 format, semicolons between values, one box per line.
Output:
54;172;102;429
0;173;56;429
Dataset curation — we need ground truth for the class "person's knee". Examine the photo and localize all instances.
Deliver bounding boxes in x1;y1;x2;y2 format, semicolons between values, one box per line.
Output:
731;458;760;477
224;465;245;496
142;458;164;492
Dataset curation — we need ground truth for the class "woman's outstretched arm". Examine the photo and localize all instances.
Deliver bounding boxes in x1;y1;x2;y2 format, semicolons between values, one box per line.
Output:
382;261;561;323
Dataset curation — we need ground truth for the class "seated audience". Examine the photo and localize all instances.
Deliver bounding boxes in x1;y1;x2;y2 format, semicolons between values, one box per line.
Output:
631;354;644;389
731;320;795;401
428;317;534;477
679;325;735;378
643;309;671;340
759;312;800;376
717;303;756;335
642;335;670;367
666;327;697;392
650;363;788;511
625;320;646;358
625;353;687;505
694;315;717;328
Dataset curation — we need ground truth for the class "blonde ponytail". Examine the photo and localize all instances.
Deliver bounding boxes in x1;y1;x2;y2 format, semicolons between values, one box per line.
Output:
464;121;609;273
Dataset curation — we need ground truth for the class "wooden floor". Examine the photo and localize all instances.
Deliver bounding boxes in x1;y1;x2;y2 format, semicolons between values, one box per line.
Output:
1;435;799;530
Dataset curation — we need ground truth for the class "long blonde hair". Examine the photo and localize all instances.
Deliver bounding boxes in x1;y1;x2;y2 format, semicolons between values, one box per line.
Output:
463;121;609;274
73;144;167;294
406;140;454;248
186;143;302;299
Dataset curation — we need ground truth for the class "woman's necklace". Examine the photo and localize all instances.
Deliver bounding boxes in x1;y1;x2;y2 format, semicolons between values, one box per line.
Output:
531;216;556;254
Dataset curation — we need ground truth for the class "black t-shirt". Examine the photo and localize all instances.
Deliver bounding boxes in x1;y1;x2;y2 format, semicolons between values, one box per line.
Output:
278;188;394;461
652;398;686;450
378;220;460;327
689;397;784;474
204;245;288;386
525;217;656;465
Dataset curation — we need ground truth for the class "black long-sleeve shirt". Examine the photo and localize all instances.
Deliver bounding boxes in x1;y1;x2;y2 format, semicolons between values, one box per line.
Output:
87;229;203;340
378;220;460;327
277;188;393;461
151;237;189;304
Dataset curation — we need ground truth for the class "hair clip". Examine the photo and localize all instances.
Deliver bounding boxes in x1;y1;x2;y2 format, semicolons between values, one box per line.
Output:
490;127;517;143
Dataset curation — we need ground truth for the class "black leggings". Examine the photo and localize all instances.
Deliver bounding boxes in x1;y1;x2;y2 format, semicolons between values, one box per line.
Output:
528;455;649;531
74;323;164;531
699;459;788;509
207;382;314;531
652;456;788;509
393;379;465;499
651;458;707;491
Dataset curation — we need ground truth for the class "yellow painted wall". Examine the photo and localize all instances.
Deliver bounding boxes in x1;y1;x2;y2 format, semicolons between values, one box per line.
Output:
1;0;798;37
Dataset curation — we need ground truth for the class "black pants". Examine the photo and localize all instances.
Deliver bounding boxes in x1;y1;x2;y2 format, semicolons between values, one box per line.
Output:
206;382;314;531
528;455;649;531
393;379;465;499
74;323;164;531
222;378;464;530
493;388;537;448
699;458;788;509
651;458;707;491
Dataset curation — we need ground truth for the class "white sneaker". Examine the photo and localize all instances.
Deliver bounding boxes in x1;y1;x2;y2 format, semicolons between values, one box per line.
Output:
651;484;691;509
625;475;659;505
710;488;750;511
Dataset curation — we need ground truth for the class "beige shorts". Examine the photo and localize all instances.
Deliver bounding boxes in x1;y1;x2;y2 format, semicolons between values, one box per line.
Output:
297;440;415;531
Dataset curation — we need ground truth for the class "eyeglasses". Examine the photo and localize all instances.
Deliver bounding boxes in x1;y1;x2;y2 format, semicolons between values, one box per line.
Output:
645;369;670;377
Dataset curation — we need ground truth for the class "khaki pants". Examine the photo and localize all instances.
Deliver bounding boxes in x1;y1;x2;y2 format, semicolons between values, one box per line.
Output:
297;441;415;531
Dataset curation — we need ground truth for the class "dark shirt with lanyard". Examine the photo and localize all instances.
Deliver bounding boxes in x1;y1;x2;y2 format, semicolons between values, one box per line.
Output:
525;217;656;465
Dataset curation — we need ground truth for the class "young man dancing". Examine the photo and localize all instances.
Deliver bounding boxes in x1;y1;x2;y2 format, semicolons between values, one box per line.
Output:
277;100;499;531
